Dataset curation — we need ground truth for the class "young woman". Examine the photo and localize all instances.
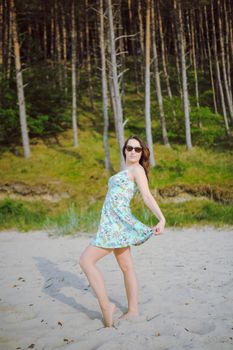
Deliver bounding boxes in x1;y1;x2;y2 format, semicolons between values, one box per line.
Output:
79;135;166;327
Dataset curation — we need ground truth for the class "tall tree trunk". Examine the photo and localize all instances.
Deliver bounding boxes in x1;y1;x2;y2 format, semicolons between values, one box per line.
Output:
127;0;139;93
54;0;62;89
190;9;201;127
138;0;144;57
107;0;125;169
175;0;192;150
118;0;126;108
5;1;12;80
157;0;176;118
211;1;230;136
171;19;182;98
10;0;30;158
50;6;55;63
61;4;67;95
99;0;110;170
0;0;3;69
199;8;207;66
223;0;232;106
71;0;78;147
157;1;173;99
43;13;47;60
204;5;218;114
138;0;144;84
217;0;233;123
145;0;155;166
85;0;95;110
152;0;170;147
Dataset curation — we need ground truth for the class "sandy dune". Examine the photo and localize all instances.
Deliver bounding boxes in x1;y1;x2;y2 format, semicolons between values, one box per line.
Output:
0;227;233;350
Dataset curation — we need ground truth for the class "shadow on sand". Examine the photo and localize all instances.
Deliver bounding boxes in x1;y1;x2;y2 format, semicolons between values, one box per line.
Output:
34;256;123;322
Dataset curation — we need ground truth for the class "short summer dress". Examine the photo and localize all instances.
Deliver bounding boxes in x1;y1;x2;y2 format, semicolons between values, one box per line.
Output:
90;169;154;248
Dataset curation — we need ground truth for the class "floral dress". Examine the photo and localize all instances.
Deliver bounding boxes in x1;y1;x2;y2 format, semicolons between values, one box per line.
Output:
90;169;154;248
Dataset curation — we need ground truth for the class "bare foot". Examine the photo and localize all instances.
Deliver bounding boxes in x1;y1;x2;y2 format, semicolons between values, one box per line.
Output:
101;302;117;327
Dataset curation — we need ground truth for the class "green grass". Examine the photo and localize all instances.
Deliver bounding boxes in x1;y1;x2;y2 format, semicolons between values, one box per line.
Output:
0;128;232;233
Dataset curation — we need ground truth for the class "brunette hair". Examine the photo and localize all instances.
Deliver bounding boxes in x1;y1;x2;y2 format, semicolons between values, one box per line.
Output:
122;135;150;180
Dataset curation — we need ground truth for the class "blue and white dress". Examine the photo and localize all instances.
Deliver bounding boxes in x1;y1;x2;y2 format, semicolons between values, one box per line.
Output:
90;169;154;248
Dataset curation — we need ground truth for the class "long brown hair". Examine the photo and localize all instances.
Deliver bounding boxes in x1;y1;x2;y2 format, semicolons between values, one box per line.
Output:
122;135;150;180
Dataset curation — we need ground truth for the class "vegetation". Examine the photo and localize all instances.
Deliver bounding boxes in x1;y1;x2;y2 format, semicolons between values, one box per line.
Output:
0;128;232;233
0;0;232;233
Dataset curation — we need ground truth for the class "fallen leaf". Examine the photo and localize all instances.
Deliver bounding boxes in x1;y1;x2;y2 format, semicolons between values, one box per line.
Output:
63;338;74;344
58;321;63;326
28;344;35;348
184;328;190;332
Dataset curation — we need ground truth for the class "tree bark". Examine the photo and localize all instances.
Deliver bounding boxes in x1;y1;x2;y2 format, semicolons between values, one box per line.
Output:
61;4;67;95
217;0;233;123
71;0;78;147
171;19;182;98
190;9;201;127
157;1;173;99
0;0;3;69
204;5;218;114
10;0;30;158
223;0;232;106
54;0;62;89
85;0;95;110
99;0;110;170
145;0;155;166
138;0;145;84
211;1;230;136
152;0;170;147
175;0;192;150
107;0;125;169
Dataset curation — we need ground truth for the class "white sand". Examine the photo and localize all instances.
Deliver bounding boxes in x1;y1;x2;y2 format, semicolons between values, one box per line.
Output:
0;227;233;350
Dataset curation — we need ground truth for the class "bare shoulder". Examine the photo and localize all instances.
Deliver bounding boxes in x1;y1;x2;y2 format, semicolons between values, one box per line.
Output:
128;164;151;198
128;164;146;181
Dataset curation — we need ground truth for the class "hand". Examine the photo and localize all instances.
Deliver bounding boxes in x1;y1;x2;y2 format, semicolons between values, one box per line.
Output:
152;219;165;235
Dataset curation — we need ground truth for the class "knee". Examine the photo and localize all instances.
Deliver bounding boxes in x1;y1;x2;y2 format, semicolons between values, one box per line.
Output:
119;262;134;273
79;255;87;271
79;255;93;272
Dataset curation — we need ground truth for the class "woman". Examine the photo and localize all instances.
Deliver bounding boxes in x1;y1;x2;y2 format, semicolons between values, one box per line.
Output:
79;135;166;327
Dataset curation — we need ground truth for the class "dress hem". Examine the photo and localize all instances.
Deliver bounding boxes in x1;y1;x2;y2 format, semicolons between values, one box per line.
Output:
90;242;131;248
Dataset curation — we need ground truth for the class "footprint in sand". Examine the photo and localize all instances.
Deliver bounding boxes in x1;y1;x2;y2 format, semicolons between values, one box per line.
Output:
181;318;216;335
113;314;145;328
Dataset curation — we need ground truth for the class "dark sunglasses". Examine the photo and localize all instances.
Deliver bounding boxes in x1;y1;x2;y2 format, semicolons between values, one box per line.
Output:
126;145;142;153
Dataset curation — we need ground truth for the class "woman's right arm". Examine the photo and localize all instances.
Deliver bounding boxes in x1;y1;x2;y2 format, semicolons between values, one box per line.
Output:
132;166;166;233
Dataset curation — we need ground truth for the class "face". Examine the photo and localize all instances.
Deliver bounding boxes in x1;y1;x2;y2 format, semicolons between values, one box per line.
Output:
125;139;142;165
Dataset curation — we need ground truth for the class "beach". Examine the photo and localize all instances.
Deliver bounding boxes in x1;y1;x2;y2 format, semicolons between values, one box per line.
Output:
0;227;233;350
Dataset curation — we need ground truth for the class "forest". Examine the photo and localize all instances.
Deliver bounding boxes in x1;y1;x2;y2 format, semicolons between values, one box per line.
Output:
0;0;233;232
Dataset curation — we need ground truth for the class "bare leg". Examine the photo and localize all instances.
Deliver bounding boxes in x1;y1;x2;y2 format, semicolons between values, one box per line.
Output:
114;246;139;317
79;244;117;327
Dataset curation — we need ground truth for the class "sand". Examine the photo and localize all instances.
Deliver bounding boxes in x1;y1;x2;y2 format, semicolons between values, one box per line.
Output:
0;227;233;350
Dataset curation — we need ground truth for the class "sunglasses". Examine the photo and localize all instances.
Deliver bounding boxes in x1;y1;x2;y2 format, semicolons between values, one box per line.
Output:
125;145;142;153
